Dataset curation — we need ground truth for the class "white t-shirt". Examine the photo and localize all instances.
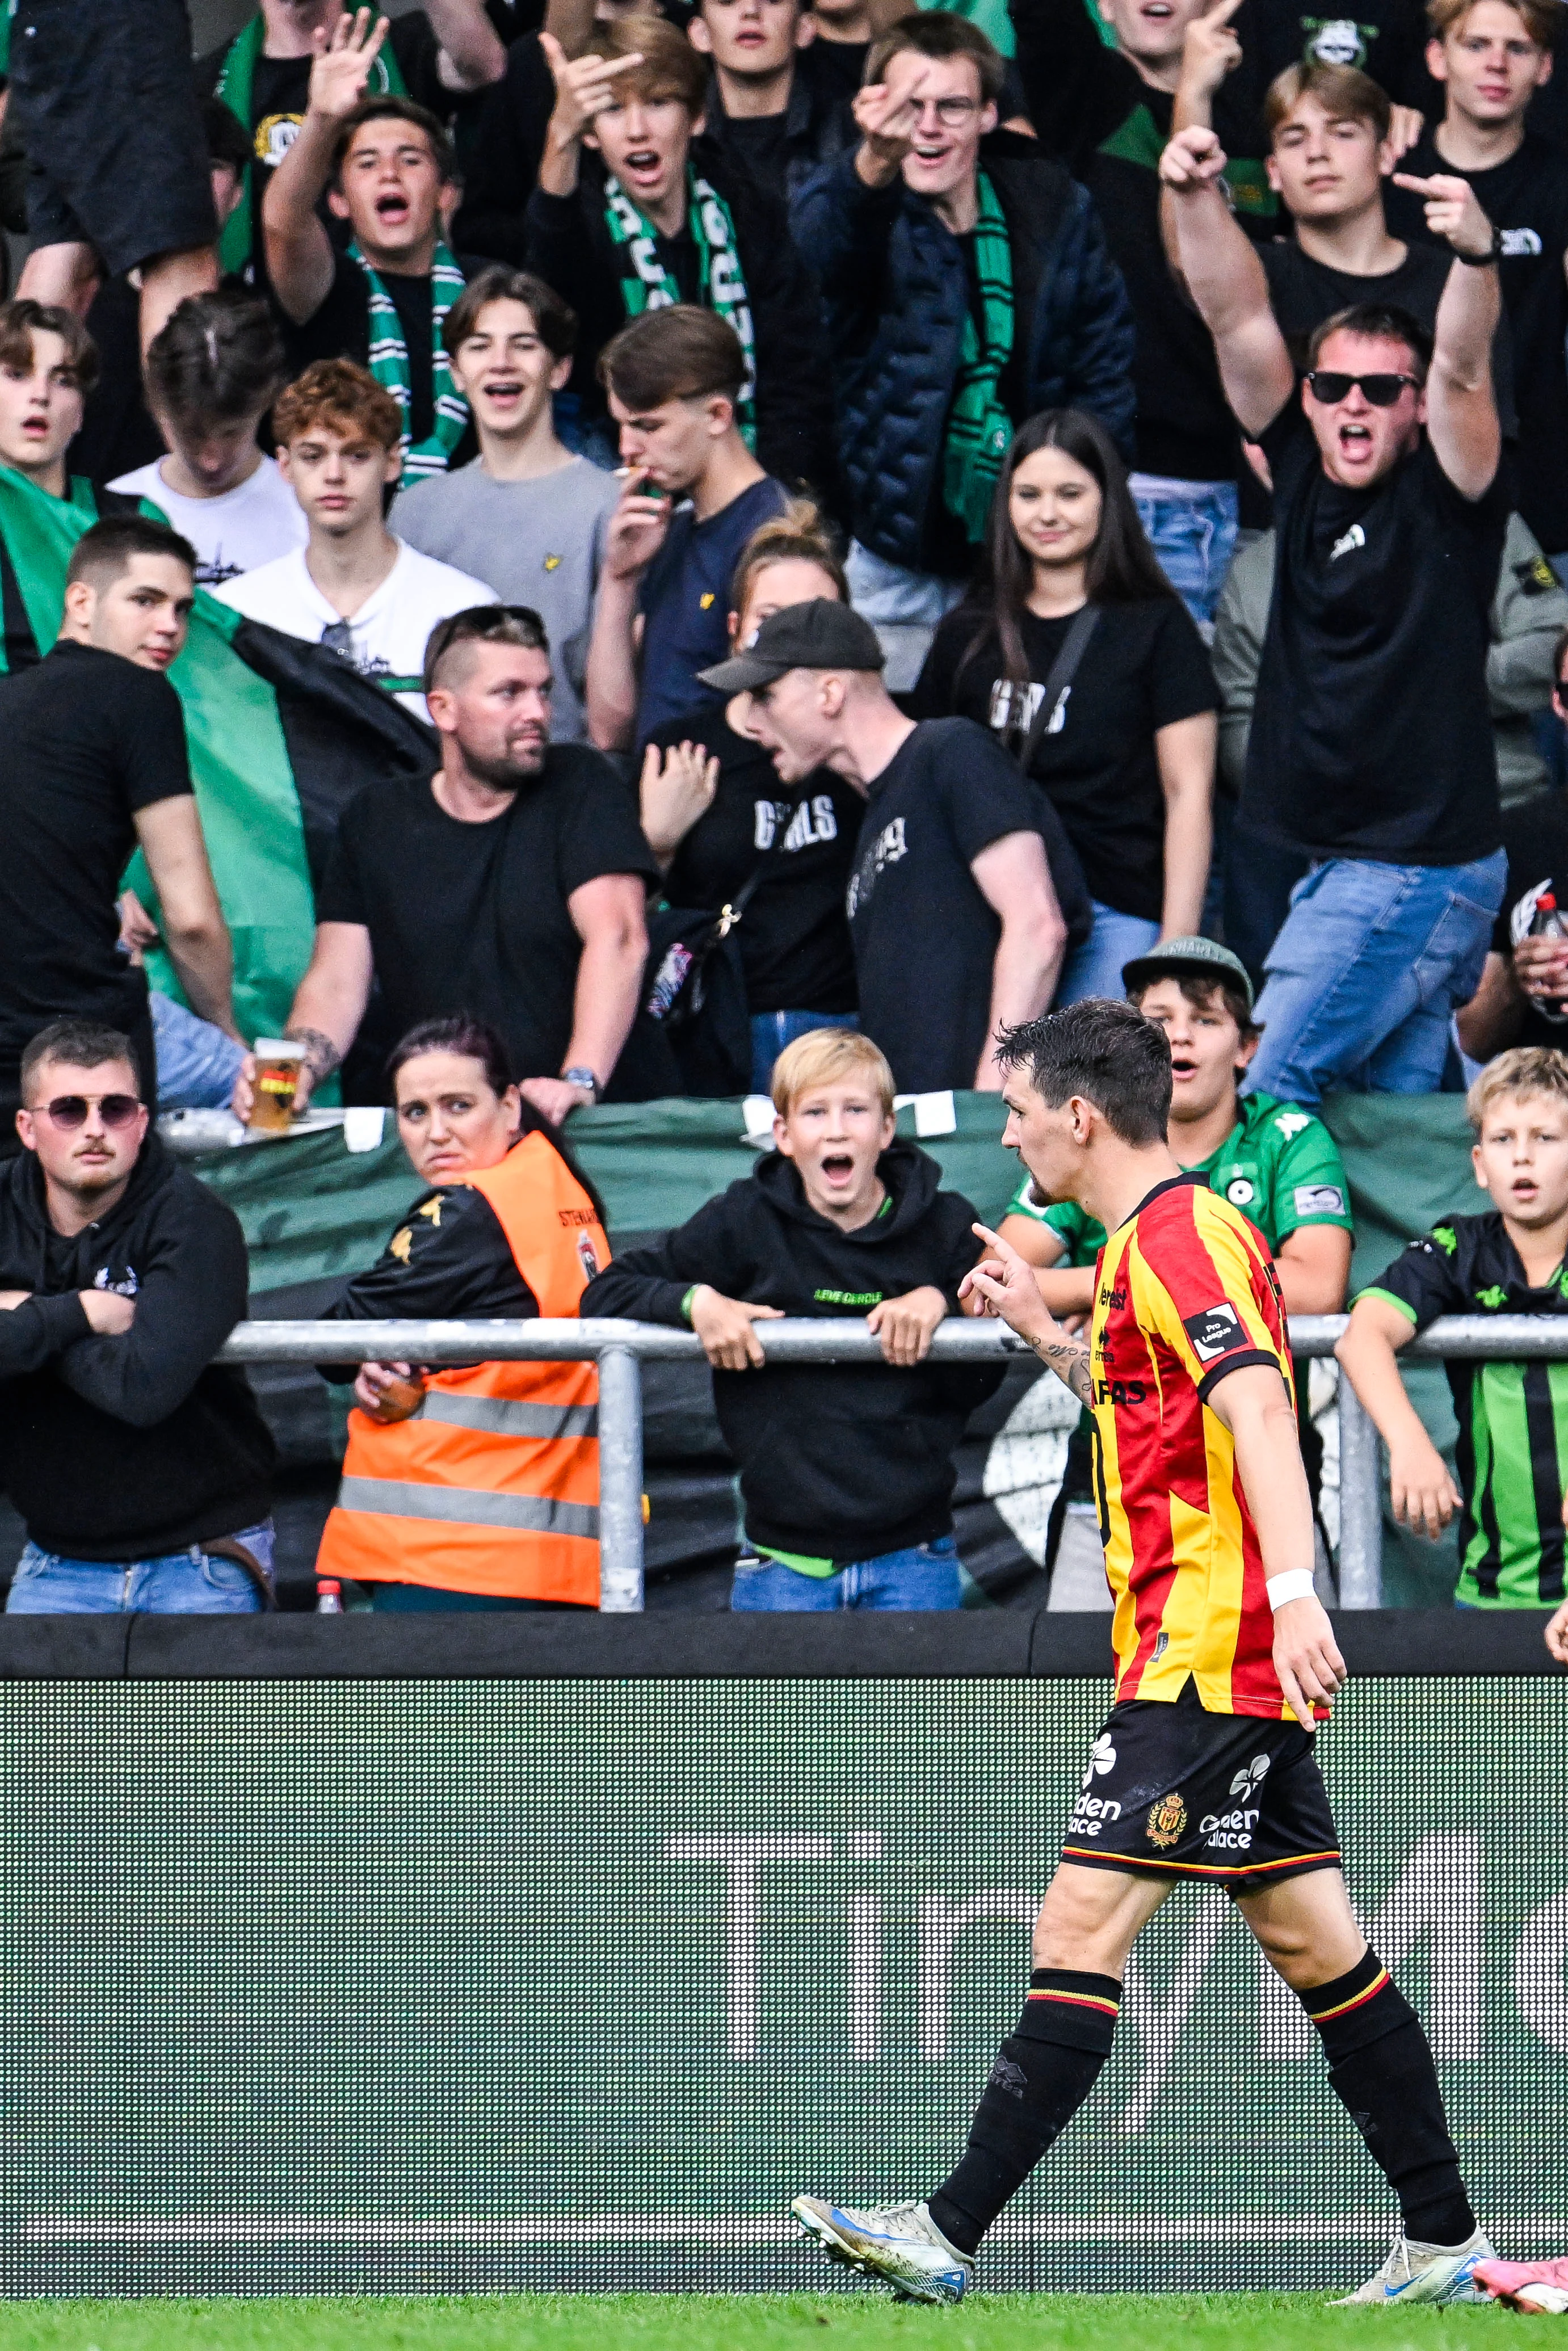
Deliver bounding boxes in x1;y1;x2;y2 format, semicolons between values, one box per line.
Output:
213;539;499;717
109;454;308;588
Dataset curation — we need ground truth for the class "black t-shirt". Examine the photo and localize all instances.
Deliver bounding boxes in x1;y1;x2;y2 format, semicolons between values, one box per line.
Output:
809;37;869;104
0;642;191;1081
1384;130;1568;554
316;750;659;1087
913;598;1218;920
1260;237;1517;436
645;707;859;1014
1245;402;1506;865
844;716;1090;1092
1240;0;1436;111
1491;788;1568;1046
283;247;485;449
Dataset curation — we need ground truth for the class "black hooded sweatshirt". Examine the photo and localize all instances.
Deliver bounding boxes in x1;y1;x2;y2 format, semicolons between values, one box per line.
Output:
0;1135;275;1559
581;1141;1002;1563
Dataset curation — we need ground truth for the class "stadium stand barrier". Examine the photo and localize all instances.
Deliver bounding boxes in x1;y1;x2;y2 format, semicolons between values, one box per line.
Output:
215;1313;1568;1608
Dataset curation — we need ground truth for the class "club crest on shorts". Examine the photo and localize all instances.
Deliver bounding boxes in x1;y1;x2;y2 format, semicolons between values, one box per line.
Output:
1145;1791;1188;1848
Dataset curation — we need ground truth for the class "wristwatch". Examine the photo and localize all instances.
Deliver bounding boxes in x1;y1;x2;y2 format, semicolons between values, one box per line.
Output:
1456;225;1503;265
562;1066;601;1099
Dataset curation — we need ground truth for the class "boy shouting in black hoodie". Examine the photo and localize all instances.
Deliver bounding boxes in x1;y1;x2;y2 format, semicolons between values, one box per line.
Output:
582;1028;1002;1609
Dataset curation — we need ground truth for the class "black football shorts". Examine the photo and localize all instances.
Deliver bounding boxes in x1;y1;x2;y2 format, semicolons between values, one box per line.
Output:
1061;1682;1342;1897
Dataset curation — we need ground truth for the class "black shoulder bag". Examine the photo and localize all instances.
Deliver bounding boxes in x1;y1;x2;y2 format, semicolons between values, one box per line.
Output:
629;823;800;1100
1014;603;1100;773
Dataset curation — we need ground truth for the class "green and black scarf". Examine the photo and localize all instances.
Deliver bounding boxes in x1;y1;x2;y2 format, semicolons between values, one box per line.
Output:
942;171;1015;545
603;170;757;449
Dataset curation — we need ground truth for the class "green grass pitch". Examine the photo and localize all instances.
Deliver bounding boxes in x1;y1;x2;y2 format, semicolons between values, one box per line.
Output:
0;2297;1526;2351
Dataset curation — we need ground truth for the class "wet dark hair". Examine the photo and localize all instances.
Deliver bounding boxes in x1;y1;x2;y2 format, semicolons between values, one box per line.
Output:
954;408;1176;713
996;999;1172;1147
385;1014;608;1223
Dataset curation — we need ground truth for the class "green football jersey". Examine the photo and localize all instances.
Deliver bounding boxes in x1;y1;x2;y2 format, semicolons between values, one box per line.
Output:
1005;1091;1355;1265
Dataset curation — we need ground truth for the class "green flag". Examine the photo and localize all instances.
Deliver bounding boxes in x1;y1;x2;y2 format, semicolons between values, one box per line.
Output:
0;465;433;1050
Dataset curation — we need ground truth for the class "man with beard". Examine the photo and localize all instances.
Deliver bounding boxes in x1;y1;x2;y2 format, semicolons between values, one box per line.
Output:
233;606;657;1125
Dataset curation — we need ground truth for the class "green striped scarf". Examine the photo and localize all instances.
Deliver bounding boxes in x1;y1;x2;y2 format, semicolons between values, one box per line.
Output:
349;239;469;488
941;171;1015;545
603;171;756;450
215;13;407;277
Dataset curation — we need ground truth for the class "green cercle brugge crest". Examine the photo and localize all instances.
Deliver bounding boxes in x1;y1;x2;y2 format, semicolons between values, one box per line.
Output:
1301;16;1377;67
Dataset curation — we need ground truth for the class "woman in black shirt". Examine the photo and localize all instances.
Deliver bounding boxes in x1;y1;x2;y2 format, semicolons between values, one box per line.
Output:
638;504;863;1091
914;409;1219;1004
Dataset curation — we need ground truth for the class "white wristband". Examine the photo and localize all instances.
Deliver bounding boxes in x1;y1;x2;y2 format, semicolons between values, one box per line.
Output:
1267;1570;1317;1611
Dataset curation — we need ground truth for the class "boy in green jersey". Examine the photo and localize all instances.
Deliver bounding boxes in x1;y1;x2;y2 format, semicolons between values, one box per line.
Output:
1338;1046;1568;1608
998;937;1354;1317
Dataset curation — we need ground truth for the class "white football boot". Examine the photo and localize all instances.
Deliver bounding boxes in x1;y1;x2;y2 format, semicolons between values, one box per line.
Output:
791;2194;974;2303
1333;2224;1495;2304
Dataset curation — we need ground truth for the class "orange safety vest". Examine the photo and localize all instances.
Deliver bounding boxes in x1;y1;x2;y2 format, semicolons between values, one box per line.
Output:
316;1132;608;1605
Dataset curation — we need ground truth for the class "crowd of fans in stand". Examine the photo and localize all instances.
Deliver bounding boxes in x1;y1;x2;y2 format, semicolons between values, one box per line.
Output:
6;0;1568;1619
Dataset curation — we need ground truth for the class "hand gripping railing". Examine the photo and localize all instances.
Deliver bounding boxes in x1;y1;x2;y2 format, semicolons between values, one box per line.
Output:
216;1314;1568;1612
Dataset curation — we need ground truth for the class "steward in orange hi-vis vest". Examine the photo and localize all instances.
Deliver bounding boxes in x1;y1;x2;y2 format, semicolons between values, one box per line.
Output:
1085;1171;1300;1720
316;1132;608;1605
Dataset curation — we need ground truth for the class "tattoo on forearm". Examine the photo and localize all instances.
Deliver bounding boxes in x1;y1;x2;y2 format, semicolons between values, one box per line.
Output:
1033;1335;1093;1404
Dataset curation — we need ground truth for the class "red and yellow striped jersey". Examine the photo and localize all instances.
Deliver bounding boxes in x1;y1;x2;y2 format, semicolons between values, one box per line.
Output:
1088;1172;1296;1719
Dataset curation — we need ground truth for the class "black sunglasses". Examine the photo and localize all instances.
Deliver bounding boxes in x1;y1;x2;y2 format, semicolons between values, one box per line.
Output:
34;1094;142;1131
1304;370;1420;407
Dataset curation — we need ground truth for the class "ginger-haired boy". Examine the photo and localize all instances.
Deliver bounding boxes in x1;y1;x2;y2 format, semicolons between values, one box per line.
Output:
1337;1045;1568;1606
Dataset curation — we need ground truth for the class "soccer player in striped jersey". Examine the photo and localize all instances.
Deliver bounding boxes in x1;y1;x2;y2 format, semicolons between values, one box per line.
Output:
1338;1045;1568;1604
792;999;1490;2307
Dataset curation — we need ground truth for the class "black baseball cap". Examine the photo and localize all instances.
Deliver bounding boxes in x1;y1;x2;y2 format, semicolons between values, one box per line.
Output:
697;598;885;693
1121;934;1256;1015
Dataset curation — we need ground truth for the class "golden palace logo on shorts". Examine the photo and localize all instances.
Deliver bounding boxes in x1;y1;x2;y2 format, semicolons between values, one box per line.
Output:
1145;1793;1187;1849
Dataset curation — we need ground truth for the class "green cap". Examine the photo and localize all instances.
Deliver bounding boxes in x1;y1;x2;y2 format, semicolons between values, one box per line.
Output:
1121;935;1255;1015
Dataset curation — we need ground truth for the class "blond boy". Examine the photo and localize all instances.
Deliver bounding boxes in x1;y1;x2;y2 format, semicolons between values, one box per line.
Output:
1337;1045;1568;1604
579;1028;1003;1608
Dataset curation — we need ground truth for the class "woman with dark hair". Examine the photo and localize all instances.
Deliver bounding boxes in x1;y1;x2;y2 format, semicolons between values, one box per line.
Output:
913;408;1219;1005
314;1013;610;1613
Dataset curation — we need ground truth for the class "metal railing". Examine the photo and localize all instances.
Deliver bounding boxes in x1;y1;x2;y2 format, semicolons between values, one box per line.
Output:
218;1314;1568;1612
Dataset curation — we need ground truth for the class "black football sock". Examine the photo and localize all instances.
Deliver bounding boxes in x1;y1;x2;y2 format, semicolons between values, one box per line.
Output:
1301;1948;1477;2249
927;1968;1120;2256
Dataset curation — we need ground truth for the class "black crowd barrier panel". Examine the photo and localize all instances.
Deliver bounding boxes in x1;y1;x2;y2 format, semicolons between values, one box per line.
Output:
0;1611;1558;2299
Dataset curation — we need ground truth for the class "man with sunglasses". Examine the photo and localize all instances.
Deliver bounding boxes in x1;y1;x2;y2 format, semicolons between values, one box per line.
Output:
0;1018;276;1614
1162;121;1509;1107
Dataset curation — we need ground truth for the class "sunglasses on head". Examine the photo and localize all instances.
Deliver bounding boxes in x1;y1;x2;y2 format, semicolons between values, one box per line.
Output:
1304;370;1420;407
32;1094;142;1132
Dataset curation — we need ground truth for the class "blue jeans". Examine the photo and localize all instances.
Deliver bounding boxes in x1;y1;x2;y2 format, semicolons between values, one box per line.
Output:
6;1519;275;1613
844;541;965;692
1053;901;1161;1007
730;1533;963;1610
150;990;246;1112
1130;477;1238;630
749;1010;859;1094
1247;851;1508;1108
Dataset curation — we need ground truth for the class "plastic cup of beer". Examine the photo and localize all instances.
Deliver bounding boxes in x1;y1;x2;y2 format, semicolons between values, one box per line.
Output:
250;1039;304;1133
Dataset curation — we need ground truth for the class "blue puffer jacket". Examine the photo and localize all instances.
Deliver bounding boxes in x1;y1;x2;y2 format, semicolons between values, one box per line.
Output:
791;137;1136;569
